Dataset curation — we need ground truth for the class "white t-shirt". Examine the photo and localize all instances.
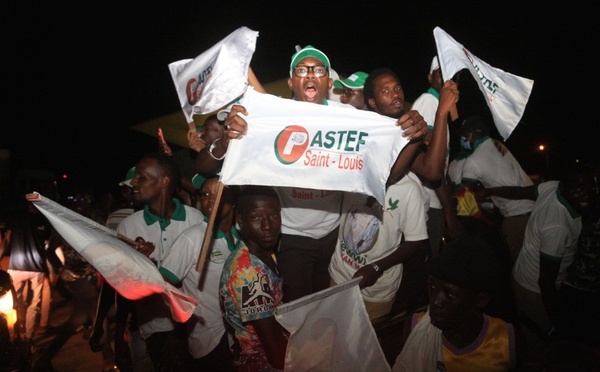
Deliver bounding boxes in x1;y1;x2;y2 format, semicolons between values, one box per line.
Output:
117;203;204;339
160;220;238;358
276;99;354;239
461;137;534;217
328;175;428;302
512;181;582;293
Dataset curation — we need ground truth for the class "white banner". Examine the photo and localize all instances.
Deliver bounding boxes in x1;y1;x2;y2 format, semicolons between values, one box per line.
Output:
27;193;198;323
169;26;258;123
219;88;409;205
276;278;390;372
434;27;534;140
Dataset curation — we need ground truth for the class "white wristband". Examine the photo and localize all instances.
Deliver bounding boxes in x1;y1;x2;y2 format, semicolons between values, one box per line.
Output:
208;138;226;161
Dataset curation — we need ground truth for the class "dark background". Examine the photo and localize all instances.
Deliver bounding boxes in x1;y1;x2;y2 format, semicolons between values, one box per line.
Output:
2;2;598;202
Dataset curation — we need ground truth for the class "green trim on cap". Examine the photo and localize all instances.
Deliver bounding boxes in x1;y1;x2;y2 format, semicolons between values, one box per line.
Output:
191;174;207;189
289;45;330;76
119;166;136;187
333;71;368;90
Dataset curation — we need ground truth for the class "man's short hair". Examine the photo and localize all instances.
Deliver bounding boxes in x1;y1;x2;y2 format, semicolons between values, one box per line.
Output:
363;68;400;109
431;235;501;294
140;152;182;191
236;185;280;214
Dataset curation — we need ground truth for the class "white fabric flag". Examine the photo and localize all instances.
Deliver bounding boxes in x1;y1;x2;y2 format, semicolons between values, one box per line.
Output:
219;88;409;205
168;26;258;123
434;27;534;140
276;278;390;372
27;192;198;323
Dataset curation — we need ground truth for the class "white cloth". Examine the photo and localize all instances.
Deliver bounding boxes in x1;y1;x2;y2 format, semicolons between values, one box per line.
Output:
169;26;258;122
328;175;428;302
27;193;198;325
434;27;534;140
220;88;410;206
512;181;582;293
461;137;534;217
276;278;390;372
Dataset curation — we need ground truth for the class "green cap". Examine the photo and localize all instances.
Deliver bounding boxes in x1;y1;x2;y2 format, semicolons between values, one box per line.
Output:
289;45;330;77
118;167;135;187
333;71;368;90
191;173;207;189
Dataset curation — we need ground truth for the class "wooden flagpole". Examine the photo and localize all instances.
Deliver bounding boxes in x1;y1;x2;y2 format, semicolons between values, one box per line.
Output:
195;181;224;272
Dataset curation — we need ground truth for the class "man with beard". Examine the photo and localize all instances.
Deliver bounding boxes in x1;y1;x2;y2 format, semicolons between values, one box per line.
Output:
363;67;459;315
393;235;524;371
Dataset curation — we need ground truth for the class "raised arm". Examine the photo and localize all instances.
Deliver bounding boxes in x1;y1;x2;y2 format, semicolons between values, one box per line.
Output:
195;105;249;177
387;111;430;186
409;80;459;182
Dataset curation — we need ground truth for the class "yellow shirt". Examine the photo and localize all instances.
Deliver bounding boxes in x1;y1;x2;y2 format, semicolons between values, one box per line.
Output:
441;315;515;372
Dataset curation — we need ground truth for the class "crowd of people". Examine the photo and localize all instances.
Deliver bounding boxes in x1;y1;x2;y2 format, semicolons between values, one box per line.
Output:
1;44;599;372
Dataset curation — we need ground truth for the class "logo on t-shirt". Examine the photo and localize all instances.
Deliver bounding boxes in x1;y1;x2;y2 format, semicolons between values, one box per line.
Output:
241;273;274;316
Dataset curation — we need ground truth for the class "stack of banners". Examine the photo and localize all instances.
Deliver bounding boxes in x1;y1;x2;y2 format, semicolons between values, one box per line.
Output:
275;278;391;371
26;192;198;323
433;27;534;140
169;26;259;123
219;88;410;205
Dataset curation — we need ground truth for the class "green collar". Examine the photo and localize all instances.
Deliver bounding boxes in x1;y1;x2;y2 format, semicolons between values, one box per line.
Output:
427;87;440;99
202;215;242;252
472;135;490;151
143;198;186;230
455;149;472;160
556;185;580;219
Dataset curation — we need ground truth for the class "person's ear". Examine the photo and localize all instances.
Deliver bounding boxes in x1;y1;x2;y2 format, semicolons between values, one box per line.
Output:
159;175;171;189
287;77;293;91
427;73;434;86
367;98;376;111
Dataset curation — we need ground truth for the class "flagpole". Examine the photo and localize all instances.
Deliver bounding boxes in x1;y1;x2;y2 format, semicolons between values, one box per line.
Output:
195;181;224;272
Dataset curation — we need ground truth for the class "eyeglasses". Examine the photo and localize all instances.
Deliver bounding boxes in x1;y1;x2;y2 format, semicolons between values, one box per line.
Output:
293;65;328;78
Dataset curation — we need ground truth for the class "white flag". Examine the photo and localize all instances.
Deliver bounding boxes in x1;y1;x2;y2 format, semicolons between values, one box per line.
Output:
219;88;409;205
276;278;390;372
434;27;534;140
169;26;259;123
27;192;198;323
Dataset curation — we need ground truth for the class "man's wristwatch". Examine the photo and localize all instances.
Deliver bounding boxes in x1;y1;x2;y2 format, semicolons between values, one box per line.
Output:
371;263;382;276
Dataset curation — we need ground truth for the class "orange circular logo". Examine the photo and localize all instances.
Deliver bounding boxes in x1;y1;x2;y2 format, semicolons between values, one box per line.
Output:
274;125;310;164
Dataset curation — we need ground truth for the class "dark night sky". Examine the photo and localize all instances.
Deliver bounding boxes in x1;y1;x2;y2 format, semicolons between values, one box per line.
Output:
3;2;598;200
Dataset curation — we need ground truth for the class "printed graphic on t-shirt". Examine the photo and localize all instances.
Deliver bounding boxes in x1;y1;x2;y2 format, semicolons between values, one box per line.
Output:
241;273;275;316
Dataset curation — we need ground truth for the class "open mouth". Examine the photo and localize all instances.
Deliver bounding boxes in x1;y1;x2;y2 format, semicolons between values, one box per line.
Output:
304;83;318;101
